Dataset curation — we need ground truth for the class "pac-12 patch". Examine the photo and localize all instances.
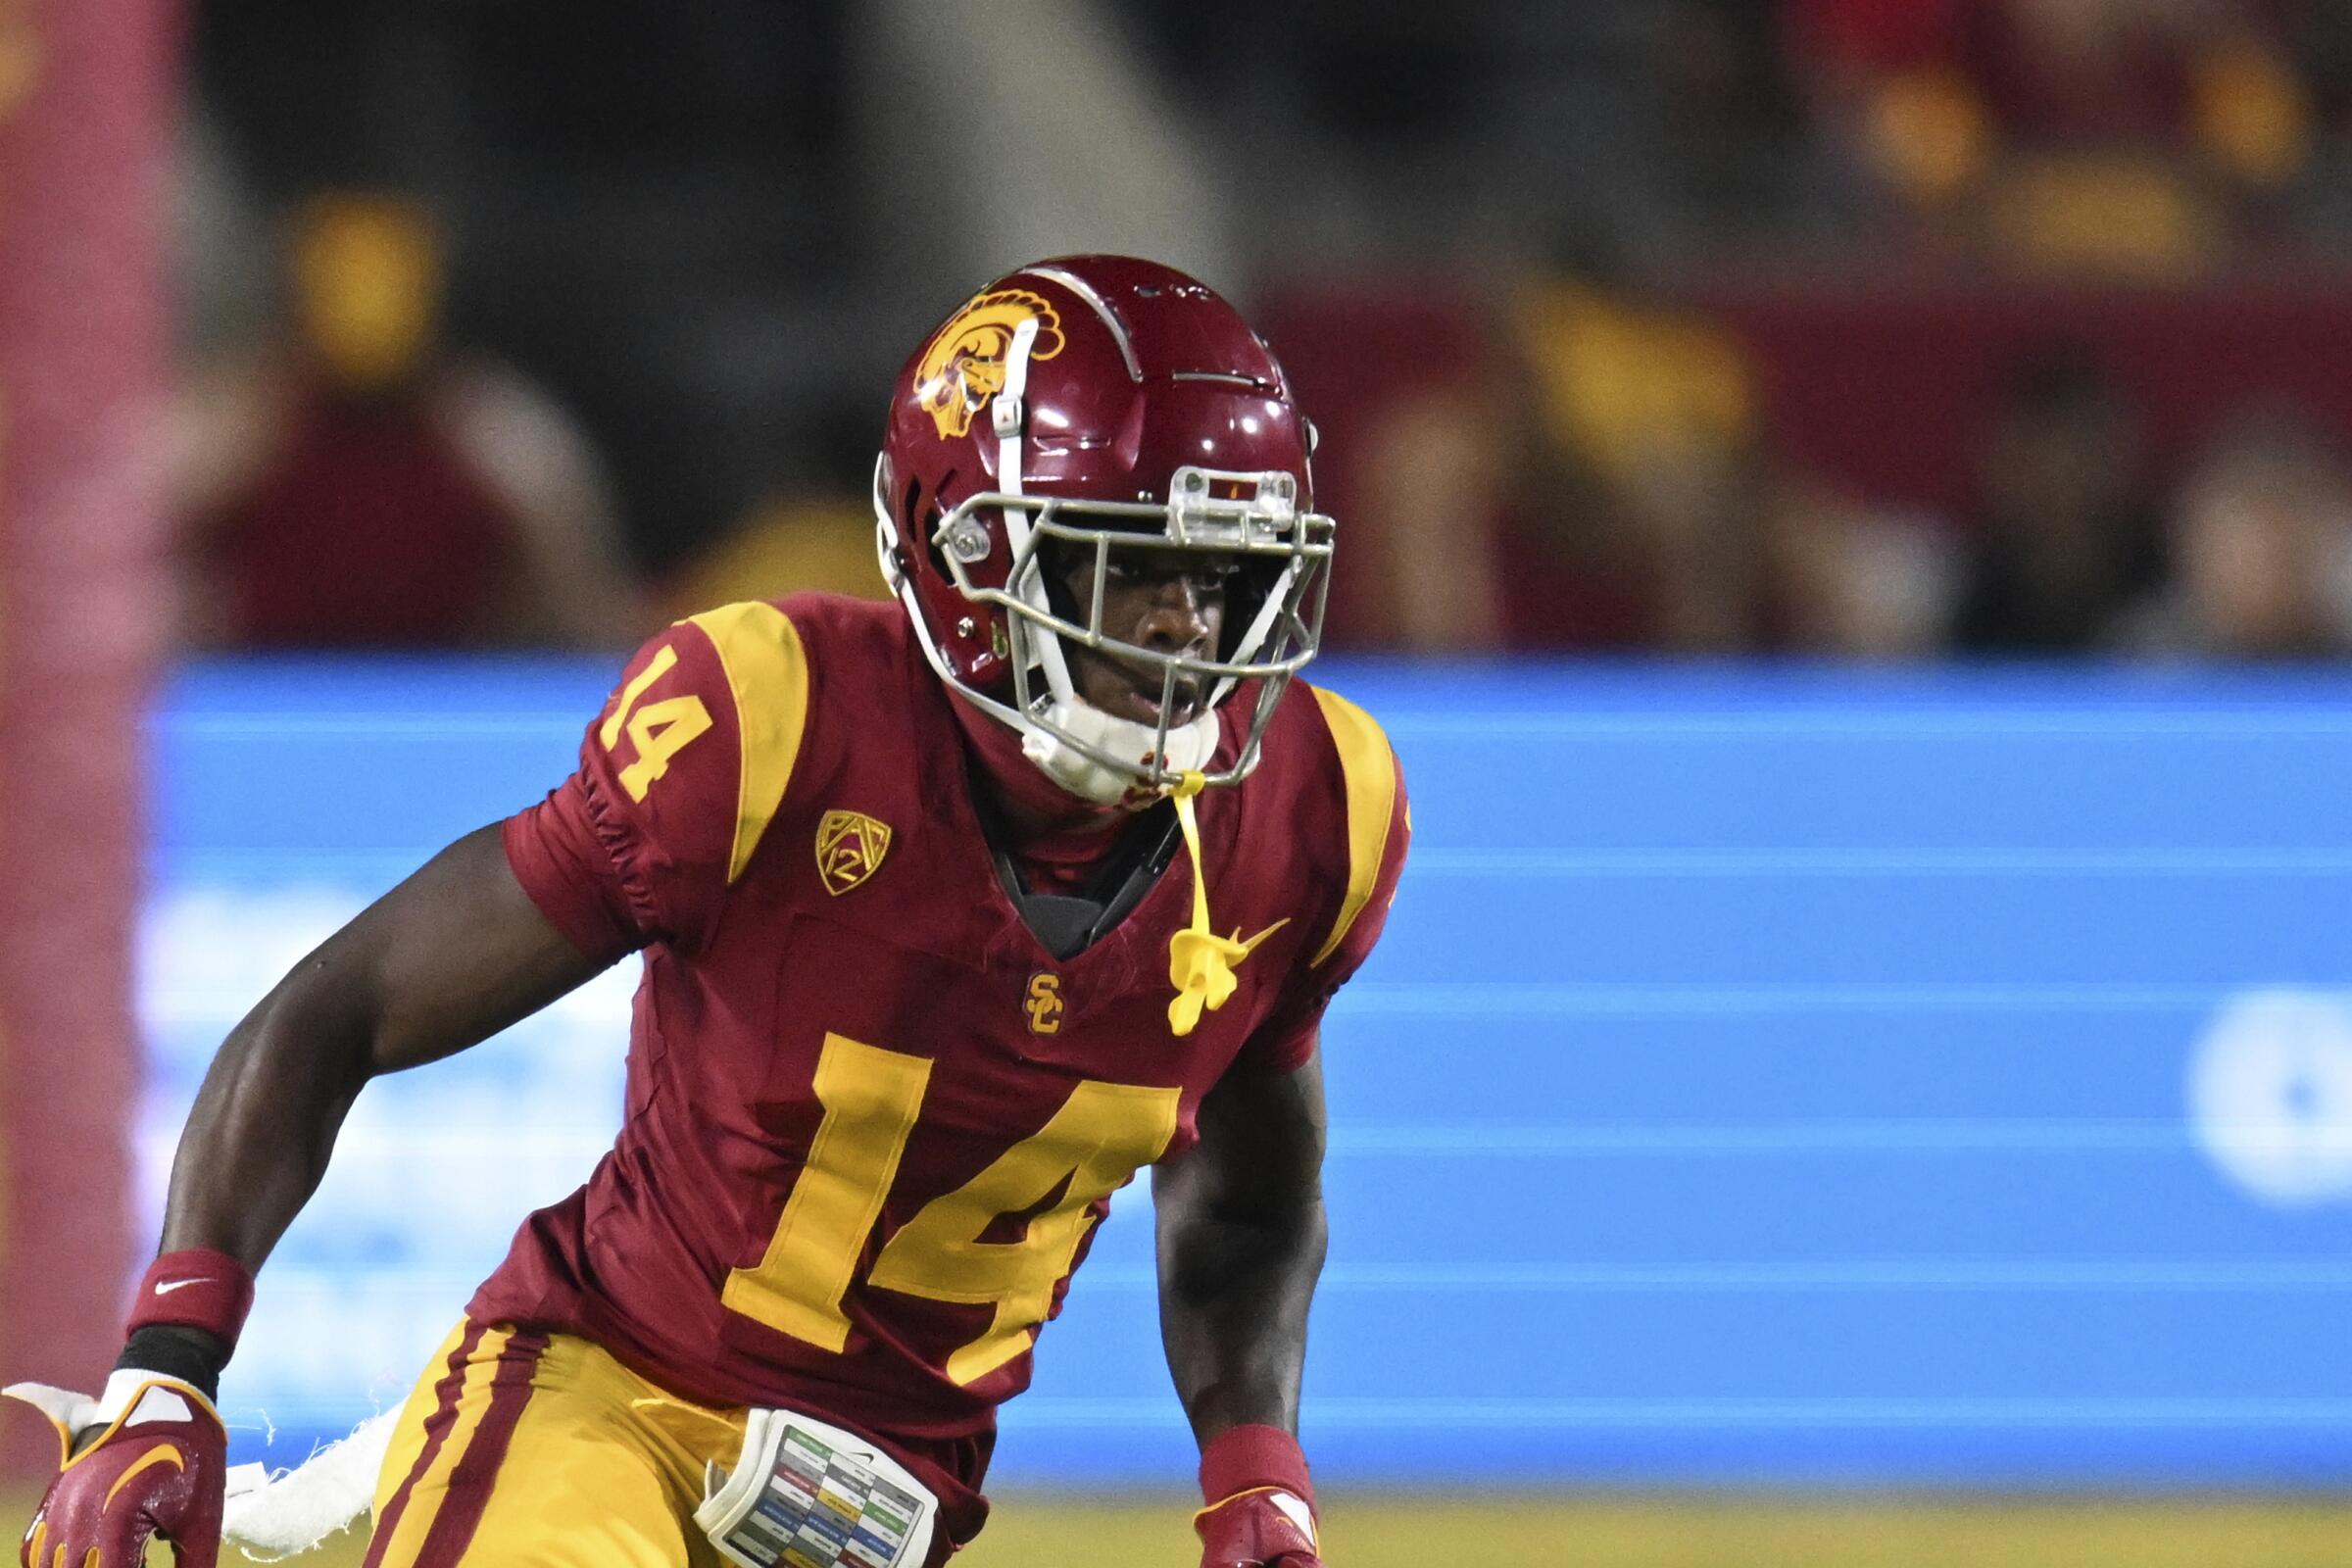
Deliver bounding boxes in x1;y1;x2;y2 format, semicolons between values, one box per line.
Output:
816;810;893;896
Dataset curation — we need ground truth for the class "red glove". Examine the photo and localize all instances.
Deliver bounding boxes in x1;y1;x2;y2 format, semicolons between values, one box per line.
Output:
1195;1425;1323;1568
6;1370;227;1568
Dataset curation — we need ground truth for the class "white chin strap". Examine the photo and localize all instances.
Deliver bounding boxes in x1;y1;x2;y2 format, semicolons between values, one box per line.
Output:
1022;701;1220;807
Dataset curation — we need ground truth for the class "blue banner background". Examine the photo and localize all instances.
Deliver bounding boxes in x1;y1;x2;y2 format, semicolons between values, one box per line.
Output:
143;660;2352;1487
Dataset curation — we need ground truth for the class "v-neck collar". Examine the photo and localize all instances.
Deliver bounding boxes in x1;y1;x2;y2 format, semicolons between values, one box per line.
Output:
971;781;1184;961
944;726;1195;978
892;636;1200;980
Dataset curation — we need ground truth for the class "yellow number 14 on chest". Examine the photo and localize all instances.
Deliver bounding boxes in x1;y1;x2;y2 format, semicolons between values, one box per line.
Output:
722;1032;1180;1386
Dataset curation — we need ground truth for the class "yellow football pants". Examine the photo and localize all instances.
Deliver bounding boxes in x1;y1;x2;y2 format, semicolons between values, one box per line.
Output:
366;1320;750;1568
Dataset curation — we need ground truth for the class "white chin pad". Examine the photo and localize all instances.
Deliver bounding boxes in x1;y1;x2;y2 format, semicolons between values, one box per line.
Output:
1022;700;1218;805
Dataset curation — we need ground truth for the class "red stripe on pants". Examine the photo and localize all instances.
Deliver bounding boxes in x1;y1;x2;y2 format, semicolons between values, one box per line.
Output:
362;1323;491;1568
410;1329;551;1568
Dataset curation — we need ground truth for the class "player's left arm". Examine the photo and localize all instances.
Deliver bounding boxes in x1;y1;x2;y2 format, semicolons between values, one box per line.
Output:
1154;1045;1331;1567
1155;1043;1330;1442
1158;685;1409;1566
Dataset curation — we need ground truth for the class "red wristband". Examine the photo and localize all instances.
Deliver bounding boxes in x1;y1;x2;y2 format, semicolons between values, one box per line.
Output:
1200;1423;1315;1511
125;1249;256;1350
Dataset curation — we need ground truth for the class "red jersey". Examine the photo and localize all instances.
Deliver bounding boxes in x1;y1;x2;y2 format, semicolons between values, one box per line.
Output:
477;593;1407;1540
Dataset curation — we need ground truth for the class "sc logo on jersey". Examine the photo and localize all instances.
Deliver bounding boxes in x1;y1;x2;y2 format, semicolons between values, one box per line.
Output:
1025;973;1063;1035
915;288;1066;439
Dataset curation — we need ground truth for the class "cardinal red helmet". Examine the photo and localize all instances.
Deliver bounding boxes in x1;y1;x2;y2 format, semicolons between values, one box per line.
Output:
873;255;1334;802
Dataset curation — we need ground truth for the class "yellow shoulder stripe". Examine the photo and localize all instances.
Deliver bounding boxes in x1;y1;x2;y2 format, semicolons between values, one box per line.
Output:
687;602;811;884
1308;684;1398;966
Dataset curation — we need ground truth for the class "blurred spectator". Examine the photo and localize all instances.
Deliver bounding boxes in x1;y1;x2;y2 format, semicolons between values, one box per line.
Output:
1489;447;1665;657
1765;472;1959;658
1256;283;1510;654
1269;262;1778;657
171;192;644;650
1350;380;1511;653
1517;263;1769;652
2122;416;2352;658
1953;354;2163;653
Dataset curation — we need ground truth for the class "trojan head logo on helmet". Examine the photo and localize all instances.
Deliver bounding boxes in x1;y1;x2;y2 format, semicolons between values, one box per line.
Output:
875;256;1335;806
915;289;1067;439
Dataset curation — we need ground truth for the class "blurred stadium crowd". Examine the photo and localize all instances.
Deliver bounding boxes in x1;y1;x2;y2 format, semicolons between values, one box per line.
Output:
175;0;2352;660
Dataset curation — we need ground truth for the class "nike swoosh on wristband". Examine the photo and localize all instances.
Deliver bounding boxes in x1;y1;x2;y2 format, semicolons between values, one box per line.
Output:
152;1279;216;1296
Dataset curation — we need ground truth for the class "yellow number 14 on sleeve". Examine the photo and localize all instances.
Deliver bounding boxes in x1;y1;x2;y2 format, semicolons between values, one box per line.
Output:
600;642;712;803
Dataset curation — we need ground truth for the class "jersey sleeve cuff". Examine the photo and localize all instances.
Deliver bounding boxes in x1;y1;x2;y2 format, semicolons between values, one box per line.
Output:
502;809;641;965
1229;1012;1323;1077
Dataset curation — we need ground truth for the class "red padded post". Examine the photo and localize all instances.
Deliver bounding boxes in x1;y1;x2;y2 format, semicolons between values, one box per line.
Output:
0;0;173;1483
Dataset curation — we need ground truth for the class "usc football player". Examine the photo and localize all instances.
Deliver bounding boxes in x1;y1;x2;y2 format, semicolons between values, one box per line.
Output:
9;256;1405;1568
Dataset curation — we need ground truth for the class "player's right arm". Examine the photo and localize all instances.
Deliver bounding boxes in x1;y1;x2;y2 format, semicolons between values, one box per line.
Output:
7;828;599;1568
9;609;781;1568
167;598;788;1281
162;823;601;1270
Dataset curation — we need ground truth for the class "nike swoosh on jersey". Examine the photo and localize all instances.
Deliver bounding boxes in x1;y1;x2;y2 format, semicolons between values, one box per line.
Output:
1239;918;1291;955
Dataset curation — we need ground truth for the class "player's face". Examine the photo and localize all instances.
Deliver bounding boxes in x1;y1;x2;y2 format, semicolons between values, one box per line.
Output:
1055;546;1231;729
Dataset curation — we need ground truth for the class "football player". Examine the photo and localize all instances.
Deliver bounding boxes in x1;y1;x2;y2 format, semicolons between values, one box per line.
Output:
8;256;1407;1568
